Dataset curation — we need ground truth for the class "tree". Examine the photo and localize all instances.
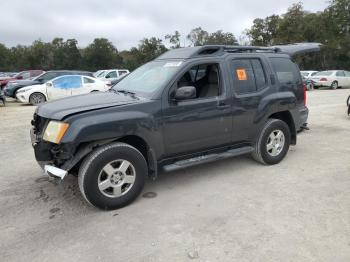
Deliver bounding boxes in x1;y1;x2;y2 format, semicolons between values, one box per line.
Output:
205;30;238;45
187;27;209;46
165;31;181;48
82;38;123;71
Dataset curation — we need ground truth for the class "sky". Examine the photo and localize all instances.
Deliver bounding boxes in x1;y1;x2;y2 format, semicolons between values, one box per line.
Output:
0;0;329;50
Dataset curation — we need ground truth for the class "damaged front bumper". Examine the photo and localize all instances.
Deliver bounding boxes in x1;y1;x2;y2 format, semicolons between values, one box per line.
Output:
44;165;68;180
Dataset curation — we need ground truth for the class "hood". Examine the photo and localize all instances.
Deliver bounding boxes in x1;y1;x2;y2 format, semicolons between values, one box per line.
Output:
10;79;39;86
36;91;141;120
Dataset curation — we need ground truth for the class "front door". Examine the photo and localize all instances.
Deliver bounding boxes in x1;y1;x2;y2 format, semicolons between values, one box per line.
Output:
162;63;232;156
49;75;82;100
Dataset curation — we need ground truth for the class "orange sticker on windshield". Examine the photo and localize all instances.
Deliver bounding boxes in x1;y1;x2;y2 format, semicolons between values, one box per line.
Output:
236;69;247;80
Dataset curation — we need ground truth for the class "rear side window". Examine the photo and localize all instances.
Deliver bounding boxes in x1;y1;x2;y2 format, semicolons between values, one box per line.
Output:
231;59;266;94
270;58;300;84
83;77;95;84
336;71;345;77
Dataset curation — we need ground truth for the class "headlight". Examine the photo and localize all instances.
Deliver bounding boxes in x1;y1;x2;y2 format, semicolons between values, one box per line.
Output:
17;87;31;94
43;121;70;144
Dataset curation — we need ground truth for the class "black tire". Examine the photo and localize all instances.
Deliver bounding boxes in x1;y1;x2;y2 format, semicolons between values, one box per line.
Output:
331;81;338;90
78;142;147;210
251;119;291;165
29;92;46;105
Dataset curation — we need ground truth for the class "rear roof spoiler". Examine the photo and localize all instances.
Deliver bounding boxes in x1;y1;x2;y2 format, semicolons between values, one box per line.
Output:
271;43;322;56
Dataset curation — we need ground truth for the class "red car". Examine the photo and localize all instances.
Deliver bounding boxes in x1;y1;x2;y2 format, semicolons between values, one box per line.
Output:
0;70;44;88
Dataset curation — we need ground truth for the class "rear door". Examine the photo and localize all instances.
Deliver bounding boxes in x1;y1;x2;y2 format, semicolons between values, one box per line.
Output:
336;71;347;87
344;71;350;87
228;56;271;143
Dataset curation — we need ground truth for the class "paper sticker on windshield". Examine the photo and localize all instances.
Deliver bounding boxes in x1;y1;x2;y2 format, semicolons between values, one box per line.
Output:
236;69;247;81
164;61;182;67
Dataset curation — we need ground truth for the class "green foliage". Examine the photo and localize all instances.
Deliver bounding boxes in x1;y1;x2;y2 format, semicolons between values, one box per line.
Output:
246;0;350;70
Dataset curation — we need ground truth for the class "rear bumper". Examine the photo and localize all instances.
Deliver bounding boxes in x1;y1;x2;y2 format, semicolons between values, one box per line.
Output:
298;106;309;130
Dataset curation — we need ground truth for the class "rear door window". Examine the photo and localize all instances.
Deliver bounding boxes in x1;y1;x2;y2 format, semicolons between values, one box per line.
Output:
231;59;256;94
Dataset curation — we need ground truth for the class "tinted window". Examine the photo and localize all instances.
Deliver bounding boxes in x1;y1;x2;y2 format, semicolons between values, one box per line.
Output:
107;71;118;78
37;72;59;82
52;76;82;89
119;71;128;76
83;77;95;84
31;71;42;77
270;58;300;84
251;59;266;90
336;71;345;77
231;59;256;94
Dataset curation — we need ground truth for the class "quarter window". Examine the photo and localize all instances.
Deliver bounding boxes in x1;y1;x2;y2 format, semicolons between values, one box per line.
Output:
336;71;345;77
270;57;300;84
83;77;95;84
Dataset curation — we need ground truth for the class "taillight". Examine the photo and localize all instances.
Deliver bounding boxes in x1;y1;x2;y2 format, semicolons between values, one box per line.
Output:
303;84;307;106
319;78;328;81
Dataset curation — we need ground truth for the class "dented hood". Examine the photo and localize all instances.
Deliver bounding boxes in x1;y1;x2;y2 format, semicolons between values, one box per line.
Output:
36;91;140;120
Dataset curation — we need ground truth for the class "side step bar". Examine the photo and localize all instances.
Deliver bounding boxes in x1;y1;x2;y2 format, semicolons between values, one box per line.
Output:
162;146;254;172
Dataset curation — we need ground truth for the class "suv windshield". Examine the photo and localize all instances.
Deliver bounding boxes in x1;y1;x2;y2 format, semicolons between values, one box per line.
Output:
113;61;181;97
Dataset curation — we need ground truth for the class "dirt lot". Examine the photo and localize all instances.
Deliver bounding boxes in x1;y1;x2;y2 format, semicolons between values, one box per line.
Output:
0;90;350;262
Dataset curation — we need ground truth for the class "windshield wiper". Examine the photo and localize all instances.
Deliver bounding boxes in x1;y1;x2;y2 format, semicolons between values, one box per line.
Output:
116;90;136;96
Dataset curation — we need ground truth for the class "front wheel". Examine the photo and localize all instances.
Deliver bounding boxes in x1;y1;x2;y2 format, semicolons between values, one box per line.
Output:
78;142;147;210
29;92;46;105
252;119;291;165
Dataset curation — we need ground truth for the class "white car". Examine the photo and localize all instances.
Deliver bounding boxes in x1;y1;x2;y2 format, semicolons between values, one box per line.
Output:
300;70;318;79
16;75;109;105
97;69;130;82
310;70;350;90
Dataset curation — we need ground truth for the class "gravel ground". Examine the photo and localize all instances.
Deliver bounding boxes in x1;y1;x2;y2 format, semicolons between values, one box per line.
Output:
0;90;350;262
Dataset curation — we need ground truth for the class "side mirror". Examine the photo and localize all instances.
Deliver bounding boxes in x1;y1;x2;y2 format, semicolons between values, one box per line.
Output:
46;82;53;87
16;76;23;80
105;75;111;79
174;86;196;101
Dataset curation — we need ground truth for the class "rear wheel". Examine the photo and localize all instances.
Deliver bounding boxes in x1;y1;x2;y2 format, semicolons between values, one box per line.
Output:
29;92;46;105
252;119;291;165
78;142;147;210
331;81;338;90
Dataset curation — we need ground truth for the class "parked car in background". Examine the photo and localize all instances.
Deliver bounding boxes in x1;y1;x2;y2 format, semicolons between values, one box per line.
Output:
4;70;93;98
16;75;109;105
300;71;318;79
310;70;350;89
0;88;5;106
97;69;130;82
93;70;106;77
0;70;44;88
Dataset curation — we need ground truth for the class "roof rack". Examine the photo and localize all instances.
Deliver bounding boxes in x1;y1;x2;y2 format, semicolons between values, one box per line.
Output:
222;46;280;53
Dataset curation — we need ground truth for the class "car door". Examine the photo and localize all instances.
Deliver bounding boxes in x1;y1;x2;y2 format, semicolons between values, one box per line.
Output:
80;76;97;93
335;71;346;86
229;56;272;143
105;71;118;81
162;62;232;156
344;71;350;87
49;76;82;99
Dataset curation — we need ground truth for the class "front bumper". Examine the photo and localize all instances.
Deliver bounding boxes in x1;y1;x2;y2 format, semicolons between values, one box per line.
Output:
16;92;29;103
44;165;68;180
